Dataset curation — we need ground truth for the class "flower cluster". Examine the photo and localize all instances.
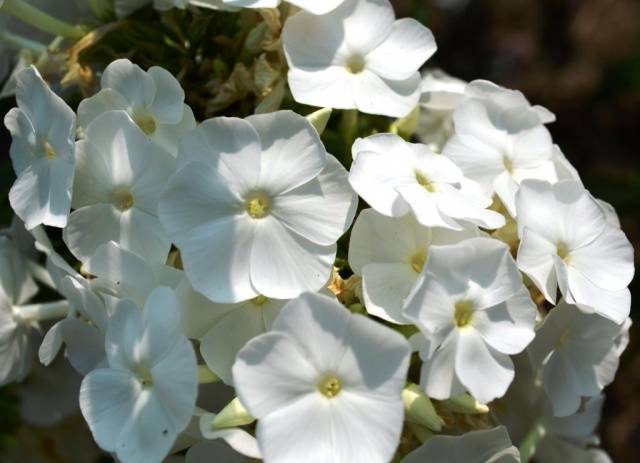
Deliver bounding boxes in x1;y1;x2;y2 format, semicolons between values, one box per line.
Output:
0;0;634;462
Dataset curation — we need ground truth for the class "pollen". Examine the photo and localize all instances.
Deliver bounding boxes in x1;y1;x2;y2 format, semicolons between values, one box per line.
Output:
454;299;475;328
132;109;157;135
410;249;427;274
318;375;342;398
246;192;272;219
113;187;135;211
44;140;56;160
415;170;437;192
346;54;366;74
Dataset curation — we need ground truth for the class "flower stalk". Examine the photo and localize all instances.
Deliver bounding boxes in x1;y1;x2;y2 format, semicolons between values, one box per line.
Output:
197;365;220;384
518;418;546;462
1;0;86;40
0;29;47;54
14;300;69;323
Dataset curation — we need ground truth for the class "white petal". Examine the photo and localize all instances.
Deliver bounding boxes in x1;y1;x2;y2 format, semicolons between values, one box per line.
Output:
140;287;182;364
147;66;185;124
233;332;317;417
272;155;356;246
77;88;129;128
79;368;139;452
62;204;122;263
419;332;465;400
288;0;344;14
354;70;421;117
176;117;261;195
151;104;197;157
250;218;335;299
340;0;395;54
361;263;417;324
246;111;327;195
105;299;144;370
473;288;536;355
60;318;107;375
455;329;514;403
287;67;356;111
366;18;436;81
566;269;631;324
200;304;266;384
517;228;558;303
101;59;155;109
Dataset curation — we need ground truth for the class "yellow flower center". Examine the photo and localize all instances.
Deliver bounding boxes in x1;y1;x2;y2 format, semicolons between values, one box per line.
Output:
245;192;272;219
44;140;56;160
410;249;427;274
318;375;342;399
503;155;514;174
415;170;437;192
113;187;134;211
556;242;571;262
132;109;157;135
346;55;366;74
251;295;269;306
454;299;475;328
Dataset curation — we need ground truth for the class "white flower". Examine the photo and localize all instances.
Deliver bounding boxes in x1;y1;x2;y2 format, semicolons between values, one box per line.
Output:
348;208;479;324
442;81;556;216
416;70;467;151
177;276;287;384
64;111;175;264
159;110;357;303
78;58;195;156
79;287;198;463
232;292;411;463
3;65;75;229
222;0;344;15
39;275;112;375
403;426;520;462
349;133;505;230
527;302;625;417
283;0;437;117
0;233;39;385
403;237;537;403
515;179;634;324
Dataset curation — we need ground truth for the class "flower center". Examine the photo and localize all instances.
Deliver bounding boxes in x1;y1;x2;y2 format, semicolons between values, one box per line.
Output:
132;109;157;135
415;170;437;192
251;295;269;306
245;192;272;219
454;299;475;328
113;187;134;211
558;328;571;346
502;155;514;174
134;365;154;388
556;242;571;262
44;140;56;160
410;249;427;274
346;55;366;74
318;375;342;398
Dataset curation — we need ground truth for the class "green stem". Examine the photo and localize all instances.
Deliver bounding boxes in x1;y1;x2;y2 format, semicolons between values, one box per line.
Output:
14;300;69;323
518;418;546;462
340;109;359;153
1;0;86;40
0;29;47;54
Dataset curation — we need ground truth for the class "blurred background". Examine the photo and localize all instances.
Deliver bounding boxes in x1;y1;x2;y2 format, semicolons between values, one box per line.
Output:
1;0;639;461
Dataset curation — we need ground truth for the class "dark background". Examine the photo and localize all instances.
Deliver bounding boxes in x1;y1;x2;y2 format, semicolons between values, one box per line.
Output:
1;0;639;461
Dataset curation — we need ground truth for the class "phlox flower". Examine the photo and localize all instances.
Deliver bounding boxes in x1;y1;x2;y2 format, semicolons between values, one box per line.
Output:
222;0;344;15
78;58;195;156
349;133;505;230
403;237;537;403
64;111;175;264
79;287;198;463
177;277;287;384
403;426;520;463
348;208;479;324
159;110;357;303
527;302;627;417
4;66;76;229
232;292;411;463
442;81;556;215
283;0;437;117
515;180;634;324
